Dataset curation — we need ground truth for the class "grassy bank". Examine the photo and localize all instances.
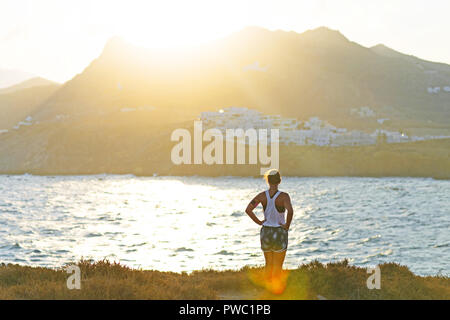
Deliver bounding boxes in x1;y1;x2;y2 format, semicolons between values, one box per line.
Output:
0;260;448;300
165;139;450;179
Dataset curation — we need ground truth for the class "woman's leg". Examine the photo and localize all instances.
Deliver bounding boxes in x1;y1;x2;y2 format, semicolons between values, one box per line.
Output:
269;250;288;294
263;251;274;282
272;250;286;280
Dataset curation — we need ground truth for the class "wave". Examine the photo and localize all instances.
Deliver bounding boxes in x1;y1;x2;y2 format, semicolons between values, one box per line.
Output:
175;247;194;252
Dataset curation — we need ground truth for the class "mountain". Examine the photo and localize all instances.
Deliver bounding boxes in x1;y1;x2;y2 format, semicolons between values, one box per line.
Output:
370;43;450;83
0;77;58;95
0;68;35;89
0;82;60;130
29;26;450;129
0;26;449;176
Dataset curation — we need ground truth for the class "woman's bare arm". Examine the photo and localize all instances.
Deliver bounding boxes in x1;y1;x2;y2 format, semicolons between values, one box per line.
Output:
245;193;265;226
281;193;293;231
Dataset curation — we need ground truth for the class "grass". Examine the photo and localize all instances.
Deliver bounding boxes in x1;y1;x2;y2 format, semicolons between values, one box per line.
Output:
0;259;448;300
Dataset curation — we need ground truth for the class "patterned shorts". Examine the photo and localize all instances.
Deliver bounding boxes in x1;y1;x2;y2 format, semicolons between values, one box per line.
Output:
260;226;288;252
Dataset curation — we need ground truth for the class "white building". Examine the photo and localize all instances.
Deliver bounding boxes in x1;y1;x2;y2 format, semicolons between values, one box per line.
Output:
198;107;448;147
427;87;441;94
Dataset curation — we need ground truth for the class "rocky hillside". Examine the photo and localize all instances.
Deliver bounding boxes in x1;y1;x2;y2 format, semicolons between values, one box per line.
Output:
0;81;60;130
28;26;450;128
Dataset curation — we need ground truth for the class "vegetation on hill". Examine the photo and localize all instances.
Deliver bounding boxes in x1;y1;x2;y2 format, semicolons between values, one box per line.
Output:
0;259;448;299
0;84;60;129
0;115;449;178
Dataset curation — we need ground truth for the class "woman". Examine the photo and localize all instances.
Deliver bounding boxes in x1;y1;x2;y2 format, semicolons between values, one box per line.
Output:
245;169;294;285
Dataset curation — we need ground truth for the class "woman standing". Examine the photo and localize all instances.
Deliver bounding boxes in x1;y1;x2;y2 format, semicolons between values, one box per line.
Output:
245;169;294;287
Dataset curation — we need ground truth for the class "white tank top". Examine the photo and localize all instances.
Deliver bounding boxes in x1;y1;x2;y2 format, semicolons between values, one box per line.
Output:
262;190;286;227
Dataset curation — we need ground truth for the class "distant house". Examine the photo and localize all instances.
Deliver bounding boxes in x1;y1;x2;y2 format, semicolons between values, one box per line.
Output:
12;116;33;130
198;107;444;147
377;118;390;124
427;87;440;94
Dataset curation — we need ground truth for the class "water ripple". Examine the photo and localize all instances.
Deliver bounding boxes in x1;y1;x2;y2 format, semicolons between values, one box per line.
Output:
0;175;448;275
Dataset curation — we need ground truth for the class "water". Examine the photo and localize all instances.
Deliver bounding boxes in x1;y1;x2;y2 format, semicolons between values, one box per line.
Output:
0;175;448;276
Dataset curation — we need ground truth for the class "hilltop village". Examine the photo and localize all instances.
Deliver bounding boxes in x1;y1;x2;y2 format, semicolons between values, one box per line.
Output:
200;107;450;147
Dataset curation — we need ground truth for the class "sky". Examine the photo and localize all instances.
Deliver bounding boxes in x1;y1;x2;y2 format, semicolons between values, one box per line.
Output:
1;0;449;83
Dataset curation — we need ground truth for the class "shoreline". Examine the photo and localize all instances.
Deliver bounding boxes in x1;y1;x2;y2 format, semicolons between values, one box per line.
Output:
1;138;449;179
1;260;448;300
0;172;449;180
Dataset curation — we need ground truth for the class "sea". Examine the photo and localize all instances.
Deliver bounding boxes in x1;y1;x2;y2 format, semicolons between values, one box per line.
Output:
0;174;448;276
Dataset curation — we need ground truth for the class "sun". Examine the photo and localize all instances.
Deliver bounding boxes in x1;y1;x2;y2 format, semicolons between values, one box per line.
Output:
97;0;247;49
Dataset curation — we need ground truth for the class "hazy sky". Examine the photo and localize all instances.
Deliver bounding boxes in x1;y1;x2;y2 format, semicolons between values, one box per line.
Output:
1;0;449;83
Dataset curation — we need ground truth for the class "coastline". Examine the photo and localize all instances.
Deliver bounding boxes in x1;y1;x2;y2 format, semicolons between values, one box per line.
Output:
1;260;448;300
0;173;449;180
0;138;449;179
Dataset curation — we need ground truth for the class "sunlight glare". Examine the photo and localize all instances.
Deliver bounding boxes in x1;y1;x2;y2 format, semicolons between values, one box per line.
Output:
96;0;247;49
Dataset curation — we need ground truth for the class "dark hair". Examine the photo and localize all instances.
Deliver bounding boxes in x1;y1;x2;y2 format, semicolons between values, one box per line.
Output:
264;169;281;185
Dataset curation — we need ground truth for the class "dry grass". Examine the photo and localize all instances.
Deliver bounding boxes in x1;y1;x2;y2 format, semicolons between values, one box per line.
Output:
0;259;448;300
